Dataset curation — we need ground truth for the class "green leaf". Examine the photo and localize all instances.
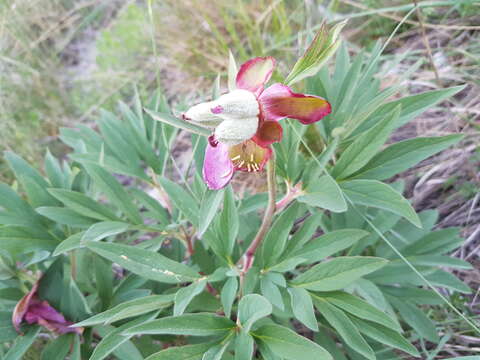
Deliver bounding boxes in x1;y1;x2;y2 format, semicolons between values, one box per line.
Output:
341;179;421;227
145;109;211;136
288;287;318;331
228;50;238;91
298;174;347;213
285;21;346;86
261;203;302;268
159;177;199;226
91;313;155;360
145;343;213;360
290;229;369;264
40;335;71;360
82;221;130;243
95;256;114;311
4;151;58;207
36;206;96;227
124;313;235;337
291;257;388;291
359;85;466;133
86;242;200;283
0;227;57;254
235;330;254;360
238;294;272;332
313;298;374;360
218;187;239;257
0;311;20;343
174;279;207;316
203;342;230;360
350;317;420;357
74;295;174;327
53;232;85;255
221;277;238;318
351;134;463;180
253;324;332;360
198;189;225;237
333;106;401;179
45;149;66;188
260;277;284;310
4;326;41;360
315;291;400;331
390;298;439;343
83;163;143;224
48;188;119;221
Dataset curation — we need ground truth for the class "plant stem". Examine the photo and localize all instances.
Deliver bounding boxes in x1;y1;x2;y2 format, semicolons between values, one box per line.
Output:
240;153;276;275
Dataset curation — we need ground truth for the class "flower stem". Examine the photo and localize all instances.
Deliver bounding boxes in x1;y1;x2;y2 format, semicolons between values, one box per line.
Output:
241;152;276;275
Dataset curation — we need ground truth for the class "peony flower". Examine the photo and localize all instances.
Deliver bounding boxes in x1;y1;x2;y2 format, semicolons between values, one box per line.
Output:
183;57;331;190
12;282;83;335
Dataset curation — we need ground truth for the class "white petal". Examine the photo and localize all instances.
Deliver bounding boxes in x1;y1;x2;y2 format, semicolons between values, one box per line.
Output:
214;117;259;146
183;100;223;127
213;89;259;119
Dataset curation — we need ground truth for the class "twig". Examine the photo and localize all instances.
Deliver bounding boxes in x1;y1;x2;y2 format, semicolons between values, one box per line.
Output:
413;0;441;84
239;153;276;276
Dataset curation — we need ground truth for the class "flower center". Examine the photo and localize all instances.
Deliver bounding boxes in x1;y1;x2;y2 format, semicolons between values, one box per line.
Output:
228;140;269;172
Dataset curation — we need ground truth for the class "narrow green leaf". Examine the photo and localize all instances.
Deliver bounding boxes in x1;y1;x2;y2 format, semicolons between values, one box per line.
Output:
36;206;96;227
390;298;439;343
350;317;420;357
291;257;388;291
48;188;119;221
53;232;85;255
315;291;400;331
87;242;200;283
313;298;374;360
221;277;238;318
40;335;71;360
174;279;207;316
253;324;332;360
238;294;272;332
83;163;143;224
351;134;463;180
333;106;401;179
73;295;174;327
91;312;155;360
261;202;302;268
290;229;369;264
4;326;41;360
298;174;347;213
285;21;347;86
81;221;130;243
235;330;254;360
341;179;421;227
228;50;238;92
198;189;225;237
159;177;199;226
218;187;239;257
145;343;213;360
145;109;211;137
124;313;235;337
288;287;318;331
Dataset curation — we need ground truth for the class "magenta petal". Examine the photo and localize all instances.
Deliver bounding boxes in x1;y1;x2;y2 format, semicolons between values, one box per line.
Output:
236;57;275;96
28;300;67;324
259;83;331;124
202;142;234;190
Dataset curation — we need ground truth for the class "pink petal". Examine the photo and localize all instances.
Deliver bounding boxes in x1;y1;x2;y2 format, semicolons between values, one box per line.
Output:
259;83;331;124
203;142;234;190
253;120;283;147
236;57;275;96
